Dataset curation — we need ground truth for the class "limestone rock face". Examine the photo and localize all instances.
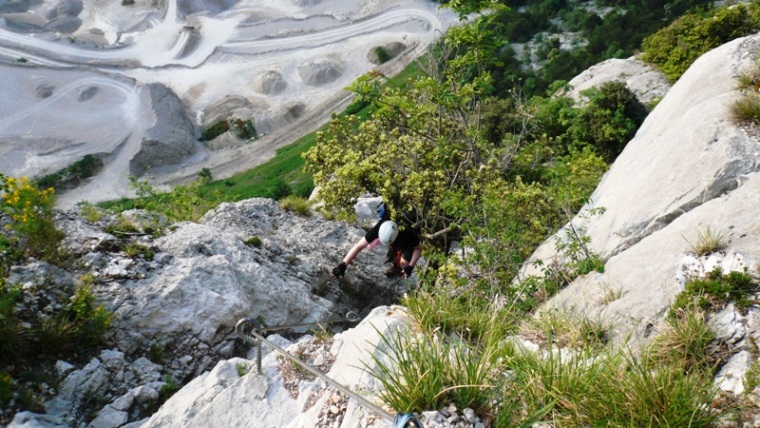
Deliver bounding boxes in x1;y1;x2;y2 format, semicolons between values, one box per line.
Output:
8;197;402;427
130;83;200;176
141;306;407;428
523;35;760;347
567;57;671;106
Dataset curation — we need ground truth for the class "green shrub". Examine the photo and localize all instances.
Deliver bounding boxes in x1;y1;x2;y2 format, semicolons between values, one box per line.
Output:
374;46;392;64
279;195;311;217
201;118;257;141
0;174;65;260
569;82;648;163
641;3;760;82
671;267;757;315
200;120;230;141
198;168;213;185
35;155;103;191
230;119;257;140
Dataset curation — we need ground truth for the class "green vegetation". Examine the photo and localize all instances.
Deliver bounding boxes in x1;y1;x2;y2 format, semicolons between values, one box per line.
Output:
373;46;391;64
671;267;757;315
641;2;760;81
35;155;103;192
201;118;257;142
684;225;727;256
236;363;250;377
0;177;111;414
244;236;262;248
649;307;718;374
279;195;312;217
471;0;713;97
731;62;760;124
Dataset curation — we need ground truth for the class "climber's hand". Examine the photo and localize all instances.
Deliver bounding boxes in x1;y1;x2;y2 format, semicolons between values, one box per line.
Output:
403;265;414;279
332;262;347;278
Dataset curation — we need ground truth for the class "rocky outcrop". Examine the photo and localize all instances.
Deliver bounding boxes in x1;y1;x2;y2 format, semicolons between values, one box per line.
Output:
141;306;407;428
298;57;346;86
567;57;671;106
7;198;403;427
522;34;760;347
129;84;200;177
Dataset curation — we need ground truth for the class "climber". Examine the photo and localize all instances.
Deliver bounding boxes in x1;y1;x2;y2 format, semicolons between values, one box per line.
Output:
331;202;423;279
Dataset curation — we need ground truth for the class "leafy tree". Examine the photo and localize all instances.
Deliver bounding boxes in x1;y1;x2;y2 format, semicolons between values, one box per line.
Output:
567;81;649;162
305;14;508;252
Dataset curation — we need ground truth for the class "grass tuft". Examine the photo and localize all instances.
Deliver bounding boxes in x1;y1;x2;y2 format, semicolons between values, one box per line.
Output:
279;195;312;217
684;225;726;257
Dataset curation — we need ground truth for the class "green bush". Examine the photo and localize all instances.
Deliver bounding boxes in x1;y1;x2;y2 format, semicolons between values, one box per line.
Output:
569;81;648;163
198;168;213;185
230;119;257;140
244;236;262;248
374;46;391;64
200;120;230;141
0;174;65;260
35;155;103;191
201;118;257;141
641;3;760;82
671;268;757;316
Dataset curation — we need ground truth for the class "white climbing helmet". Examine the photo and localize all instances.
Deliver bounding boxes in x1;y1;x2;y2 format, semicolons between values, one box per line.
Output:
378;221;399;245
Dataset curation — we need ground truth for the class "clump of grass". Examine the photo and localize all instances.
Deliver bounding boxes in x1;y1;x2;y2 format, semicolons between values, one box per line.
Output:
730;93;760;124
78;202;104;222
279;195;312;217
648;307;718;374
732;63;760;124
521;309;610;351
236;363;250;377
745;359;760;393
600;285;624;304
244;236;262;248
402;289;517;345
684;225;726;256
367;327;491;413
123;242;155;260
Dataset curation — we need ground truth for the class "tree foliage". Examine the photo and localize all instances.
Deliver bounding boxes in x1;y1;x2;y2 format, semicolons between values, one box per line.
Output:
642;3;760;81
305;19;508;251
